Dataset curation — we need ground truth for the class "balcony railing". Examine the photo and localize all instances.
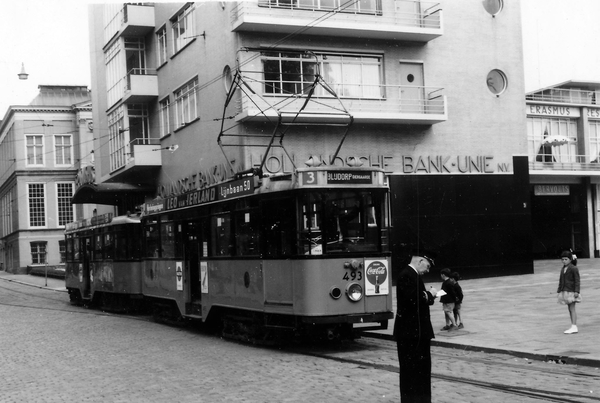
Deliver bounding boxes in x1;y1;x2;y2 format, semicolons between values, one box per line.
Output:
236;83;446;124
528;153;600;172
526;88;600;106
231;0;442;41
110;137;161;173
125;68;157;90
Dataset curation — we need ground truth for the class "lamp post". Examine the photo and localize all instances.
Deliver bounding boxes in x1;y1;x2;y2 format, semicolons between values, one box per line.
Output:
18;63;28;80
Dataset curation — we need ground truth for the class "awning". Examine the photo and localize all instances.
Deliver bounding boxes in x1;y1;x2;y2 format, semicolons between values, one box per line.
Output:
72;182;154;205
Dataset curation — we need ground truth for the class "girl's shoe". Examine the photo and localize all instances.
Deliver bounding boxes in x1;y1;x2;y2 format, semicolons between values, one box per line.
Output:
564;325;578;334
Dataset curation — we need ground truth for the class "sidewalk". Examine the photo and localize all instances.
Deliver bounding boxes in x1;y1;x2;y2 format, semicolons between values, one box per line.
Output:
365;259;600;368
2;260;599;367
0;271;67;292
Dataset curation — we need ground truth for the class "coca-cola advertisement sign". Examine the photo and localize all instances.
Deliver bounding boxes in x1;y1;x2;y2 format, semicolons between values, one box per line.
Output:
365;259;389;296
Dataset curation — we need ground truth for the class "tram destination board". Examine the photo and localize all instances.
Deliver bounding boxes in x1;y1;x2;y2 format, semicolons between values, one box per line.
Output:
145;177;254;214
301;170;374;186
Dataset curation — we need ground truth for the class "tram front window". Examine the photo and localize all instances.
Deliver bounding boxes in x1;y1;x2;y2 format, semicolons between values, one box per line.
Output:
300;191;382;255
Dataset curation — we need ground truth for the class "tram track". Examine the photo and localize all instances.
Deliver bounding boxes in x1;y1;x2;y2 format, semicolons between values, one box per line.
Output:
289;338;600;403
3;278;599;402
0;281;152;322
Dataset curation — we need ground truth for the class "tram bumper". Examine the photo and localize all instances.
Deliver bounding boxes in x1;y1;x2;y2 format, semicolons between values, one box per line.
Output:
299;311;393;326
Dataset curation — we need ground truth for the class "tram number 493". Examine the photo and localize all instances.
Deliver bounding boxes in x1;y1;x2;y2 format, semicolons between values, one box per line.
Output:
343;271;362;281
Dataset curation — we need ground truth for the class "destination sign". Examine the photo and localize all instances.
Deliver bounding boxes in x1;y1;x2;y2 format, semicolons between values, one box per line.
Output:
145;177;254;214
65;213;113;231
327;171;373;184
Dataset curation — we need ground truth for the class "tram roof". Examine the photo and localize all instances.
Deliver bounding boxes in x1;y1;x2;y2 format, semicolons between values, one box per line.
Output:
142;166;387;216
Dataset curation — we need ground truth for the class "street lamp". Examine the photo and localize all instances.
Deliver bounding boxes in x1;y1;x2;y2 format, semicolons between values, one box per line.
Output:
18;63;28;80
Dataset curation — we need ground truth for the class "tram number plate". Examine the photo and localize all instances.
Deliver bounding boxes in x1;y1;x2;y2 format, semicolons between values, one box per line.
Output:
343;271;362;281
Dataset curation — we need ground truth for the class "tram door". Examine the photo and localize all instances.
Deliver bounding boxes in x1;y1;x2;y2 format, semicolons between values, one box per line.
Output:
184;221;202;302
81;236;92;298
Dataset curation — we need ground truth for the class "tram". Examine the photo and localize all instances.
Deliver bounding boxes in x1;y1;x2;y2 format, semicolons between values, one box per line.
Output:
64;213;143;311
65;165;393;341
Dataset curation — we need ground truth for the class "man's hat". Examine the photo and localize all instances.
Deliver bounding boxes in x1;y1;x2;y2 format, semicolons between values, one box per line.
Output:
421;253;435;267
411;248;436;267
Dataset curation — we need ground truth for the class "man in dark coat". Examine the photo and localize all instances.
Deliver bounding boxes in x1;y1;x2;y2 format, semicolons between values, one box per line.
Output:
393;251;437;403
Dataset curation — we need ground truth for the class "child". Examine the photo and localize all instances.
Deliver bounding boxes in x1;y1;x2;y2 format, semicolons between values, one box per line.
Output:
439;268;458;331
452;272;464;329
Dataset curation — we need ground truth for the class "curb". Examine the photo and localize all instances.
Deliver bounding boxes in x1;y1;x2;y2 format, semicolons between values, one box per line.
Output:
0;276;68;293
360;332;600;369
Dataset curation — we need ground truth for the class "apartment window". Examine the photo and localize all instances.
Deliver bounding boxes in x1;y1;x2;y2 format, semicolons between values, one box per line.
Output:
125;37;146;76
262;51;382;98
108;106;127;172
482;0;503;15
159;97;171;137
172;4;195;54
157;26;168;66
26;135;44;166
589;120;600;163
54;135;72;166
105;40;125;109
174;78;200;127
30;241;47;265
28;183;46;227
57;183;74;226
128;104;151;145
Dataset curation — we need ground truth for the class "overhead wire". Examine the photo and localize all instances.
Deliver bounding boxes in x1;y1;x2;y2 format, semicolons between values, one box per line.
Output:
0;0;364;222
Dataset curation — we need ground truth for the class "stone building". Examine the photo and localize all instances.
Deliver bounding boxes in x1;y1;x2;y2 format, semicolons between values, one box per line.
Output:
81;1;531;277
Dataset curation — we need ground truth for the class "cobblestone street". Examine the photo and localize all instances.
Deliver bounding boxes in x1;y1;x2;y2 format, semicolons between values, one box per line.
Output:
0;282;399;402
1;278;599;402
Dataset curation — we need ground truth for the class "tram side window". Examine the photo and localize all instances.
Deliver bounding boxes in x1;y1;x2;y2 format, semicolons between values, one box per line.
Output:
299;194;323;255
199;217;210;258
104;232;114;260
161;222;177;258
114;227;126;260
128;224;142;259
94;232;103;260
66;234;78;262
212;213;232;256
145;220;161;257
235;209;259;256
262;198;295;257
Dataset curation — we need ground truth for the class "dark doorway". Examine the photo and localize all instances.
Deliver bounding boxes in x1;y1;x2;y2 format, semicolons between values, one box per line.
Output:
531;185;587;259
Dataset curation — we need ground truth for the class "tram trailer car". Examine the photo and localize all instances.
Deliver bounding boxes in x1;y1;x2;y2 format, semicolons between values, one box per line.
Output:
140;166;393;341
65;214;144;311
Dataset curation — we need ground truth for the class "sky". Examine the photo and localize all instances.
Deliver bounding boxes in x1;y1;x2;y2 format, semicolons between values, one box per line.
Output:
1;0;600;116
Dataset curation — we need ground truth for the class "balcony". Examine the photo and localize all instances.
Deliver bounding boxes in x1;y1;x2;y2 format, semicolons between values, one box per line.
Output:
231;0;442;42
121;4;155;37
526;88;600;106
108;138;161;184
529;153;600;173
235;84;447;125
122;68;159;104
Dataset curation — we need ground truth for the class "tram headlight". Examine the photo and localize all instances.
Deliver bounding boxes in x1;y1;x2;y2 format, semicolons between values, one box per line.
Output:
346;283;363;302
330;286;342;300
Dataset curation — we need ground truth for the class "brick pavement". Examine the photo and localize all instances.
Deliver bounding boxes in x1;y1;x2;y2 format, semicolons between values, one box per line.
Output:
0;288;400;402
364;258;600;368
2;258;599;368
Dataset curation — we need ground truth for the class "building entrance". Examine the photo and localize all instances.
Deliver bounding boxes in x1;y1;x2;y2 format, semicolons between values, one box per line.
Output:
531;185;586;259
